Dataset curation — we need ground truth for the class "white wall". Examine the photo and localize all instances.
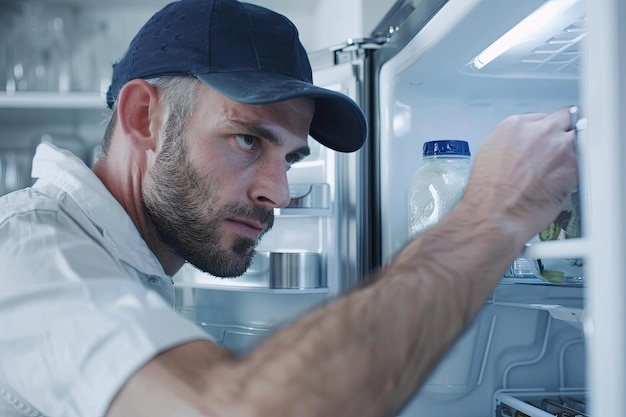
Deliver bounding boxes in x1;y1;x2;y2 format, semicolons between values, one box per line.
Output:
311;0;364;51
252;0;396;52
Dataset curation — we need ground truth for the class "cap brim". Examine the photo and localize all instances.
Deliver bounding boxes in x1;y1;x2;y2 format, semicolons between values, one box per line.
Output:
196;72;367;153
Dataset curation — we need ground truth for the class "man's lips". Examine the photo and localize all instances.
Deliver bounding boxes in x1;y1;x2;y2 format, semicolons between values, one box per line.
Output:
225;217;267;240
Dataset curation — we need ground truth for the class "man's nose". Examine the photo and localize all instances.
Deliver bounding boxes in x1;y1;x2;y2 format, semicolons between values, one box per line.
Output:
249;160;291;209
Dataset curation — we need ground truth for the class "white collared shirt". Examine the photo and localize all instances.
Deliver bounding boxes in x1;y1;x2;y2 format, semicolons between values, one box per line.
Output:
0;143;211;417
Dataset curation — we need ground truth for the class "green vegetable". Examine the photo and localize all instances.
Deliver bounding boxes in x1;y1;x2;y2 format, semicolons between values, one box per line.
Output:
541;269;565;284
539;222;561;241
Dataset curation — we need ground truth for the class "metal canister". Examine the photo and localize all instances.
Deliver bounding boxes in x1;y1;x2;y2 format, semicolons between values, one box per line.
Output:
269;252;321;289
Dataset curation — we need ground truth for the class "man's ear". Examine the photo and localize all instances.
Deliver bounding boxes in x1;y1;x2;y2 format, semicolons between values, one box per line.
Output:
115;79;162;152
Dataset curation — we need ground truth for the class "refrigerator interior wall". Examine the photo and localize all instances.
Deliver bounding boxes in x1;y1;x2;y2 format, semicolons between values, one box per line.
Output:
398;285;585;417
376;0;587;416
379;0;582;262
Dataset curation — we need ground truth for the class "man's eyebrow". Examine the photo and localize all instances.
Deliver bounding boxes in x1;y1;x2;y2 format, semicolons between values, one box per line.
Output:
229;120;311;156
228;120;281;144
298;146;312;157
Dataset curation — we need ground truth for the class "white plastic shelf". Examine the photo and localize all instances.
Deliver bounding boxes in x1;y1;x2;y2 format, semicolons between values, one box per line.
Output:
521;238;589;260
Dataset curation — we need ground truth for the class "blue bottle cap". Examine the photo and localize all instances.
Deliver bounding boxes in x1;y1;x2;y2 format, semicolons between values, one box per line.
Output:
423;140;471;157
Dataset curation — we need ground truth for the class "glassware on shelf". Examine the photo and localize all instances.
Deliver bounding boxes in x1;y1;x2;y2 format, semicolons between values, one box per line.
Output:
47;12;72;93
0;3;23;93
71;17;114;93
1;0;115;94
3;1;59;92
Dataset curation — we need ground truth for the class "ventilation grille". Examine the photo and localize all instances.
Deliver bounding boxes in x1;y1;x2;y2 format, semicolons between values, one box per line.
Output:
515;17;586;77
462;13;587;80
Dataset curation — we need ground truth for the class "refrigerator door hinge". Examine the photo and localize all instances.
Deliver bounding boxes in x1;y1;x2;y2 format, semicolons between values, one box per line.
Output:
329;36;388;65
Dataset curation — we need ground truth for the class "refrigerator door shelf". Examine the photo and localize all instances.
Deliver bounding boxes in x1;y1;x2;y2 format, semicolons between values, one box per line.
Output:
493;302;584;331
506;239;588;285
175;282;328;341
539;305;584;331
175;248;328;290
174;266;330;292
494;389;588;417
522;238;588;259
198;322;274;357
286;183;330;209
174;282;329;355
273;207;333;217
530;304;585;331
503;257;584;286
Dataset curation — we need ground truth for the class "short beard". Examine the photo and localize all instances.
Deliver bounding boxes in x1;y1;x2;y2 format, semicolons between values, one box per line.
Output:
142;118;273;277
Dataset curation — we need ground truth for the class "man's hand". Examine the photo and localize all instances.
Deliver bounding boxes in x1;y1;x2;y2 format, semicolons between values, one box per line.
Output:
464;106;579;244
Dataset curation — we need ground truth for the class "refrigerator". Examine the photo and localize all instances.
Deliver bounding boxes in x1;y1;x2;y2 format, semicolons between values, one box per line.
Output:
350;0;622;416
0;0;624;416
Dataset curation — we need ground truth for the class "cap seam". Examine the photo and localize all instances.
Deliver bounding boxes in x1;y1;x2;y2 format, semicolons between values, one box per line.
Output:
206;0;218;70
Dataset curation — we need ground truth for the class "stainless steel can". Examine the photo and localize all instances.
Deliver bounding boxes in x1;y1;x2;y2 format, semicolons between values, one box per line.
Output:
269;252;321;289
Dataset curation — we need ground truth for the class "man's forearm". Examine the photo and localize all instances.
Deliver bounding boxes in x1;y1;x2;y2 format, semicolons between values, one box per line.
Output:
203;198;525;417
108;198;524;417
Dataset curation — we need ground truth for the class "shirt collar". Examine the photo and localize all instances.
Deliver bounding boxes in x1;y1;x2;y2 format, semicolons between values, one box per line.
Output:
31;143;167;278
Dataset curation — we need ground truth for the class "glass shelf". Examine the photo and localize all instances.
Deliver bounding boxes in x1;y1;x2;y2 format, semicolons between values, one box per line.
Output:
494;302;584;330
175;281;329;294
0;91;106;109
273;207;333;217
0;92;110;126
495;390;588;417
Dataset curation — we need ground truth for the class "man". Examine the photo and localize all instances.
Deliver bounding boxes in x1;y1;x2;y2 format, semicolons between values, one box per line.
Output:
0;0;578;416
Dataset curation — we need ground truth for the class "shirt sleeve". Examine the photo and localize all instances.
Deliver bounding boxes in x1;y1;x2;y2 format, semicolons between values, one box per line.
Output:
0;192;213;417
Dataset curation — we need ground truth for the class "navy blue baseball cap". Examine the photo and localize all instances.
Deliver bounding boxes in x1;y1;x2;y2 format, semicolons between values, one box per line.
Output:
106;0;367;153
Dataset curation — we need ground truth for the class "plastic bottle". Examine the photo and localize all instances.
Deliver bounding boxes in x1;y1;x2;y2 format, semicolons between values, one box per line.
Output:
407;140;471;238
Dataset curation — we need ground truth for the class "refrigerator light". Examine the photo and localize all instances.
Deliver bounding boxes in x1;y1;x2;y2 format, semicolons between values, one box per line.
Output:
471;0;578;70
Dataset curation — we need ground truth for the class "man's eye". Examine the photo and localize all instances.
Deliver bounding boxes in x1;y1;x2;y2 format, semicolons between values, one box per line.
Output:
235;134;256;150
285;153;303;166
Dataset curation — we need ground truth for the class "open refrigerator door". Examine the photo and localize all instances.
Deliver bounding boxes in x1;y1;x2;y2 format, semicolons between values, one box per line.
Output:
372;0;625;415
